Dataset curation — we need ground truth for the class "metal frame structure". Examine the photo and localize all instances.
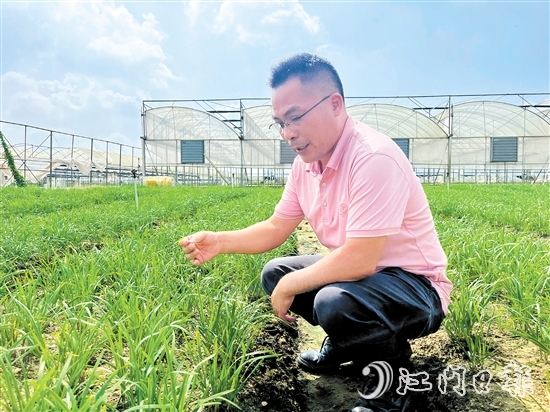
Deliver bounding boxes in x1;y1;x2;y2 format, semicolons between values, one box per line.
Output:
1;93;547;188
142;93;550;185
0;120;141;188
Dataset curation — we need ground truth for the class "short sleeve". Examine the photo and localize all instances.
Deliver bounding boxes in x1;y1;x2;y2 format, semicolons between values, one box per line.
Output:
274;166;305;220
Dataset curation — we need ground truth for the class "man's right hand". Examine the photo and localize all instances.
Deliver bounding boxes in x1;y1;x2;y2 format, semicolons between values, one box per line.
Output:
178;231;221;266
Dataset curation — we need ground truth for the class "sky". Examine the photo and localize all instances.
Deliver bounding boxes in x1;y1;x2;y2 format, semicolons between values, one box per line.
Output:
0;0;548;148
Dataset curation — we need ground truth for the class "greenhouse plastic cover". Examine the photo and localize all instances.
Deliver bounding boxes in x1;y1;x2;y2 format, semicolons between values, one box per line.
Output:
11;146;139;183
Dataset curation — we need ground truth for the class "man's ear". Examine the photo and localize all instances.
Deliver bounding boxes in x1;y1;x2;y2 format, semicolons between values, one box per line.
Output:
330;93;344;117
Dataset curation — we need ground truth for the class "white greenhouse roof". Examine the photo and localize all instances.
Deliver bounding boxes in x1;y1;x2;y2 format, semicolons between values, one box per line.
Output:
140;97;549;172
144;101;550;142
436;101;550;138
9;146;139;183
243;105;276;140
347;104;448;139
145;106;241;141
533;100;550;123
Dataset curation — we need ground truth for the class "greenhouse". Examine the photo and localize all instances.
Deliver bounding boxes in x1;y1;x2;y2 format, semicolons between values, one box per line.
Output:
0;121;141;187
141;93;550;185
1;93;548;187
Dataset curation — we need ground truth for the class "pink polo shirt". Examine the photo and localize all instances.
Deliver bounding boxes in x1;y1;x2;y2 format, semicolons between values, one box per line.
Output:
274;117;452;313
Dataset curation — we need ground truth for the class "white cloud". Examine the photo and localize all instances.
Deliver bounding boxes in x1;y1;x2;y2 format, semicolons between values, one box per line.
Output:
2;71;137;110
236;24;274;45
292;2;320;34
1;71;140;139
150;62;182;90
155;62;181;81
204;0;319;42
184;0;202;27
104;131;135;147
213;0;236;34
262;1;320;34
316;44;330;53
88;34;165;63
53;2;166;63
3;72;83;113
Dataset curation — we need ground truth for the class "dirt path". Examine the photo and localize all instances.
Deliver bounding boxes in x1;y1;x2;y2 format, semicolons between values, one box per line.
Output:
230;220;549;412
292;220;550;412
293;220;360;411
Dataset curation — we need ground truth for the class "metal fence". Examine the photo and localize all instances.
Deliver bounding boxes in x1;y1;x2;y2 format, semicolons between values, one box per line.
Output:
0;120;141;188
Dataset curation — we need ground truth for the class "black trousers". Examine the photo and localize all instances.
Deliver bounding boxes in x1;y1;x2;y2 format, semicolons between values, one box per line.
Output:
261;255;445;364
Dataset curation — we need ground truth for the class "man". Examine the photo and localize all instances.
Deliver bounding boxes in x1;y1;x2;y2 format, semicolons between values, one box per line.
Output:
180;52;452;412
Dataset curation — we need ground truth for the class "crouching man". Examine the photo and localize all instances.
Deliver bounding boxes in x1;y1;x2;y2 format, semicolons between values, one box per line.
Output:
180;52;452;412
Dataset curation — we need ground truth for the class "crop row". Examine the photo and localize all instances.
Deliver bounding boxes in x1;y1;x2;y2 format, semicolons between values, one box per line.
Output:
0;184;548;411
424;184;549;369
0;186;293;411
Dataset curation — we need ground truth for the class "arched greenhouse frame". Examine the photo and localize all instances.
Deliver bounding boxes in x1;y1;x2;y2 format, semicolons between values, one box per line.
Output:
1;93;548;187
141;93;549;185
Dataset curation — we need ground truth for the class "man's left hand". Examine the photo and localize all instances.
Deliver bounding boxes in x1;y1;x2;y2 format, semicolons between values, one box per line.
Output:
270;278;297;323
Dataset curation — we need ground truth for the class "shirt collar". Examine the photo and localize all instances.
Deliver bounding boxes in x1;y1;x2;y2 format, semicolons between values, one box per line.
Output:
305;116;355;176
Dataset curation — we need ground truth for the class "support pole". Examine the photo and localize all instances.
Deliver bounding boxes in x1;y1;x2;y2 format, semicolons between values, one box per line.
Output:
141;136;146;179
119;143;122;185
49;132;53;188
90;138;94;185
141;106;147;179
71;134;75;183
446;96;453;188
24;126;27;181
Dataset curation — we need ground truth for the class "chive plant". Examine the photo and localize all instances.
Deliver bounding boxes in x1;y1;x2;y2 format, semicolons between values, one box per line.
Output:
426;184;549;367
1;184;547;410
0;186;289;410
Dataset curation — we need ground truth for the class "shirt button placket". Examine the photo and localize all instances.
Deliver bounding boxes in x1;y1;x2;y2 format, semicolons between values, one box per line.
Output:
321;181;328;220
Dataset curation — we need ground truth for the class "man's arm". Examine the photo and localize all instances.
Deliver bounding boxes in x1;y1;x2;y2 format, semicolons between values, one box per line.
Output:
218;215;303;254
270;236;386;321
179;215;303;266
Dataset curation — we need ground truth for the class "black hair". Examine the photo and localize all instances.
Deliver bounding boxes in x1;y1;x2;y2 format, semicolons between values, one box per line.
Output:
268;52;344;100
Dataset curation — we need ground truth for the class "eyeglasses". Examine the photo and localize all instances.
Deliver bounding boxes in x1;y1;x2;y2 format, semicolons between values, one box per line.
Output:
269;94;332;135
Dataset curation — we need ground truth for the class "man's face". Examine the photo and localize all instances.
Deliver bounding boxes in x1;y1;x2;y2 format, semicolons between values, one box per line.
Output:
271;77;340;168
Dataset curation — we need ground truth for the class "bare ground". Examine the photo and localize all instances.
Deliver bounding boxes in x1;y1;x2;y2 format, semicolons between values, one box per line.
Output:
229;220;550;412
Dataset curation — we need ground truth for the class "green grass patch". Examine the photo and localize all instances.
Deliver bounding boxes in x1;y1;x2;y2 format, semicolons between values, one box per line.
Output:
425;184;549;365
0;183;548;410
0;186;289;411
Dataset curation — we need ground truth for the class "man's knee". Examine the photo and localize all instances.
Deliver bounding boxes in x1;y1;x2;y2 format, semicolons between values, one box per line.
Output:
261;255;323;296
260;258;284;295
313;285;354;328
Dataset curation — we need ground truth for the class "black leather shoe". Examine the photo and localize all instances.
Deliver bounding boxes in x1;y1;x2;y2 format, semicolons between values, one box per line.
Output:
297;336;350;373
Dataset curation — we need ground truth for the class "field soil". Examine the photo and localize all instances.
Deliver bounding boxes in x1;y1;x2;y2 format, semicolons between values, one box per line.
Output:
231;220;550;412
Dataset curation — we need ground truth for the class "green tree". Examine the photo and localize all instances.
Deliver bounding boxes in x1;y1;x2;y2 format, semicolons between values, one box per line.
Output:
0;131;27;187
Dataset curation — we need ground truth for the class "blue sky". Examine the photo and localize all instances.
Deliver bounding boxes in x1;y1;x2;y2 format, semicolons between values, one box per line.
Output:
1;0;548;147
